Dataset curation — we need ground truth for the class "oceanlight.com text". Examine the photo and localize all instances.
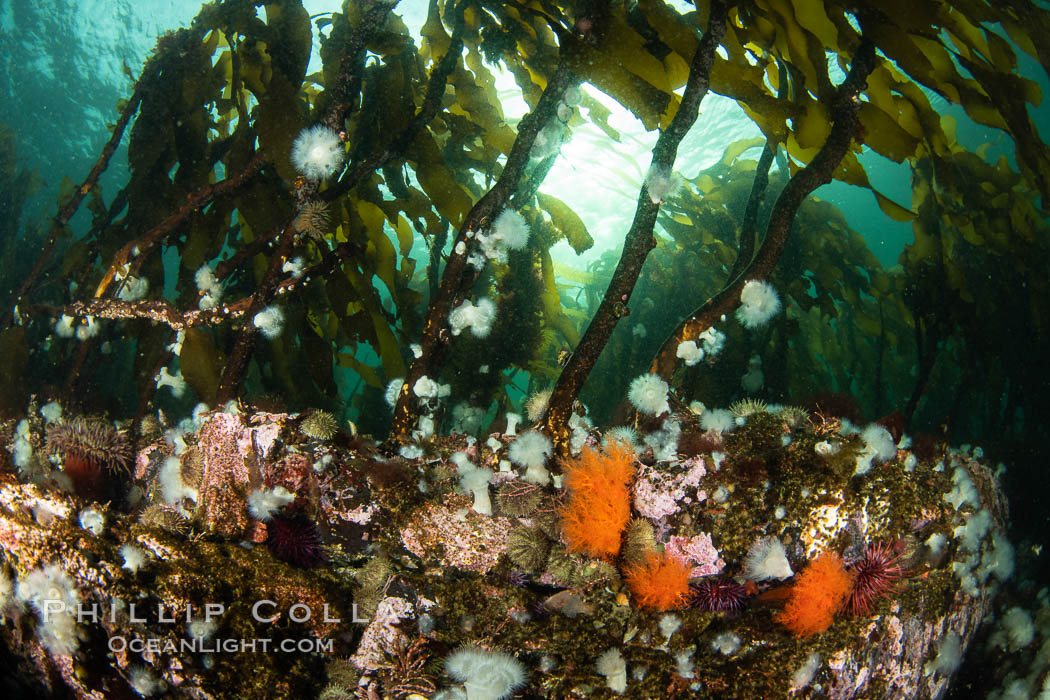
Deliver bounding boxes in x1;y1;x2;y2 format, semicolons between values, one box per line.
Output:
108;636;335;654
39;599;368;625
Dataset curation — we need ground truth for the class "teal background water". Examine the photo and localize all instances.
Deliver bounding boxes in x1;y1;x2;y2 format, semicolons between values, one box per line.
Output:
3;0;1049;588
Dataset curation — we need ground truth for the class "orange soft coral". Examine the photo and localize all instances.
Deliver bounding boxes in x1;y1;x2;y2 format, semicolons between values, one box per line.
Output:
625;551;692;610
559;442;636;559
776;551;855;637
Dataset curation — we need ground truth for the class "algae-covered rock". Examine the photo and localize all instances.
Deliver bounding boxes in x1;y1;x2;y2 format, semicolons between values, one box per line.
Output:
0;404;1009;699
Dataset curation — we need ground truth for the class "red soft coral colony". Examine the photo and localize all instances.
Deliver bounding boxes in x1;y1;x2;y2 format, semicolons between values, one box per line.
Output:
776;551;855;637
559;442;636;560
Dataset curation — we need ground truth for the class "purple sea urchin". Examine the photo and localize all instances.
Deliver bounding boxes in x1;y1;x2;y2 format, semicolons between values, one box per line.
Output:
502;569;529;587
266;514;325;569
843;542;905;617
689;578;750;613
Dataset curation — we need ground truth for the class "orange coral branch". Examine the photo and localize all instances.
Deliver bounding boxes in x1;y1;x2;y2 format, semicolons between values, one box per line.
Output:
775;551;855;637
625;551;692;611
559;443;635;560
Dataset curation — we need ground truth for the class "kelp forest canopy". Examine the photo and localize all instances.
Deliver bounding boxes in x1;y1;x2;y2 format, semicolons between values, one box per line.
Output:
2;0;1049;511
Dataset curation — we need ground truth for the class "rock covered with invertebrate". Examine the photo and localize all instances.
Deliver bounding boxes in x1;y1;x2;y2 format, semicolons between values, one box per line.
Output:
0;401;395;699
0;401;1012;699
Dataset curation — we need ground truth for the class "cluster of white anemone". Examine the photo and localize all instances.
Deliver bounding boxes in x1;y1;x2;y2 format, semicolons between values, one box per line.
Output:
291;125;345;181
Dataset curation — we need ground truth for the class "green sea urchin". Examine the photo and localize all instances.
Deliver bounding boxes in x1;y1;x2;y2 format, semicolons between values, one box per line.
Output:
777;405;811;428
324;659;360;690
620;518;658;567
543;546;595;587
317;684;353;700
495;480;543;516
506;526;550;572
300;410;339;440
138;413;163;441
137;504;191;536
729;398;768;418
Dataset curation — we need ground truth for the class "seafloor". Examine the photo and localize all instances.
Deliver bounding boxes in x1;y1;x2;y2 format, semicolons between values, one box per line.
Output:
0;399;1010;698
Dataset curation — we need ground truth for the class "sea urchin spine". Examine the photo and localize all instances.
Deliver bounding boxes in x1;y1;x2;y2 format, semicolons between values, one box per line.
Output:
843;542;905;617
45;417;131;499
266;513;325;569
300;410;339;441
690;578;750;613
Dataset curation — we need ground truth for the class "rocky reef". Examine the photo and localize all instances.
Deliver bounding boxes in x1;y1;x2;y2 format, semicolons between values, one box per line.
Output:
0;399;1010;698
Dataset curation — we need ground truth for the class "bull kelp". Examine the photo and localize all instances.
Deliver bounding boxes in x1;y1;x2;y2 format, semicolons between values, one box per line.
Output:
1;1;1049;698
